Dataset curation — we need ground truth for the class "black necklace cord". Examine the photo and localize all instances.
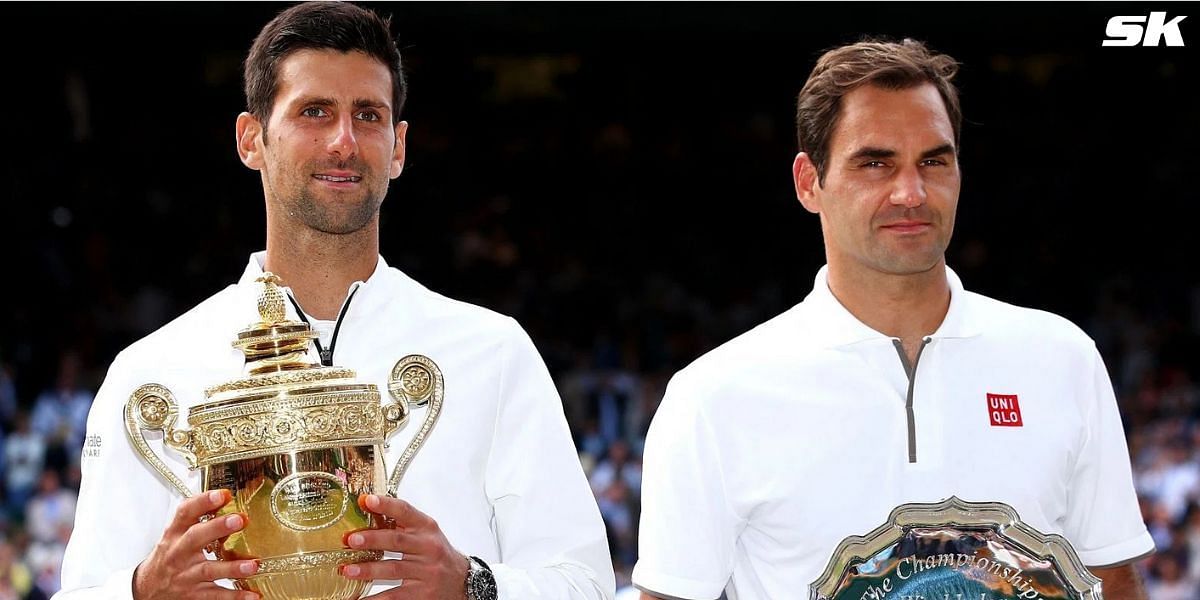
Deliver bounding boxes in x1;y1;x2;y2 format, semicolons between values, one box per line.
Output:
285;284;361;366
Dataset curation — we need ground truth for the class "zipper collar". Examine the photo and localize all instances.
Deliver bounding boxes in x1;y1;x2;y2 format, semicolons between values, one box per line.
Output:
802;264;982;349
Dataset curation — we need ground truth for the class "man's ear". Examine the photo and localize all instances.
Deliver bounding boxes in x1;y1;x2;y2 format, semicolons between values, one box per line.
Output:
389;121;408;179
236;112;265;171
793;152;822;214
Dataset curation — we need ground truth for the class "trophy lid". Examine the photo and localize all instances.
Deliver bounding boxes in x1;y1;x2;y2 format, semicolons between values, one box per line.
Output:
203;273;359;400
231;273;319;371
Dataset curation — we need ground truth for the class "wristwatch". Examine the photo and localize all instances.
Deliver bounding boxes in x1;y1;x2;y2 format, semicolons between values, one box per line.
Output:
465;555;497;600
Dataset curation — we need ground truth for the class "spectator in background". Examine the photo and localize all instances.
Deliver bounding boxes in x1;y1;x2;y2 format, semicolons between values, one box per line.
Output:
589;439;642;498
25;470;75;546
27;540;65;600
0;540;37;600
29;353;92;468
1146;552;1196;600
587;370;640;451
597;477;638;585
1147;499;1176;552
578;419;608;464
1141;440;1200;524
24;470;76;598
2;413;43;519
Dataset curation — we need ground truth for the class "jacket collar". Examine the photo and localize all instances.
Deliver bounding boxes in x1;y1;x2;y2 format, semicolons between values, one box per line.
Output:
802;264;982;348
236;251;392;320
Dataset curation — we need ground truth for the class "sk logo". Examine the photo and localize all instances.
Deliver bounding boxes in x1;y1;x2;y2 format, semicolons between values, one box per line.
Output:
987;393;1023;427
1103;12;1188;47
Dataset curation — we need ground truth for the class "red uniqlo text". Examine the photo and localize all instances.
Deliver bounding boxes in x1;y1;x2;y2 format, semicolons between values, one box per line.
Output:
987;393;1023;427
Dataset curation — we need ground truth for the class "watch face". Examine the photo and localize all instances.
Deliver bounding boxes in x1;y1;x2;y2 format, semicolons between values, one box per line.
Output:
467;567;498;600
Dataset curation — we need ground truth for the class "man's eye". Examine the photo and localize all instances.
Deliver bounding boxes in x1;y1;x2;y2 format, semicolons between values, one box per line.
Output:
301;107;328;118
862;161;887;168
920;158;948;167
356;111;381;122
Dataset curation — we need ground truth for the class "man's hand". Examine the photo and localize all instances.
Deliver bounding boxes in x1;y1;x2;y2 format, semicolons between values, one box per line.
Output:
341;494;471;599
133;489;259;600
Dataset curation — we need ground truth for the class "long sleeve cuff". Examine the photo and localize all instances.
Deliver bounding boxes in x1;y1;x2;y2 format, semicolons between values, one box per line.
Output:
54;565;137;600
491;561;613;600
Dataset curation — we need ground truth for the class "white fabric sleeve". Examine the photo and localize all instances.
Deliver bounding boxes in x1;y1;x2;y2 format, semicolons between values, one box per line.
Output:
632;373;738;600
484;320;616;600
54;353;177;600
1062;347;1155;567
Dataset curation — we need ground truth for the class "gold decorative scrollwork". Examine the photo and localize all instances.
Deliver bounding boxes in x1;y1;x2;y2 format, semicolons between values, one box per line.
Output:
205;368;355;396
124;384;195;497
389;357;438;407
184;394;384;466
137;396;170;428
255;549;383;575
385;355;445;496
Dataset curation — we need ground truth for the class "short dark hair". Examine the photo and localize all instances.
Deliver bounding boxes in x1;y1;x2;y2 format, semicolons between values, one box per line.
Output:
244;1;406;127
796;38;961;183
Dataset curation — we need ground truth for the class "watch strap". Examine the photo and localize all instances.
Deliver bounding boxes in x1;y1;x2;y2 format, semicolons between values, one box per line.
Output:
465;555;497;600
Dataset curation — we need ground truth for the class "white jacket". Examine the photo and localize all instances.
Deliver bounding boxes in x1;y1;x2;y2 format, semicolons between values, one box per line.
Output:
57;252;615;600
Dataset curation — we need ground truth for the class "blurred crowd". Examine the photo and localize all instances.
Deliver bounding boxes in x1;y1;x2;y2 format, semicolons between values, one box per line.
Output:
0;352;89;600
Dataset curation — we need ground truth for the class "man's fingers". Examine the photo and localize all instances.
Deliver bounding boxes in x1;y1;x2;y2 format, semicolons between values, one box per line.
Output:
340;557;417;582
167;490;233;537
358;494;430;529
345;527;420;554
179;512;249;553
190;558;261;585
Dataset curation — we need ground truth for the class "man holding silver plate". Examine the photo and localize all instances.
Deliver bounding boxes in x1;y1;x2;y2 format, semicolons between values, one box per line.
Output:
55;3;614;600
633;40;1153;600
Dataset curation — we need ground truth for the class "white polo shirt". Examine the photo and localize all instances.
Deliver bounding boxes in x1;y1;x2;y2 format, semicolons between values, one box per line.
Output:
57;252;615;600
632;266;1153;600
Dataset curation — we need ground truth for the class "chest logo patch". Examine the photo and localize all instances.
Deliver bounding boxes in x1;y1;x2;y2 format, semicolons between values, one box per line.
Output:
987;393;1023;426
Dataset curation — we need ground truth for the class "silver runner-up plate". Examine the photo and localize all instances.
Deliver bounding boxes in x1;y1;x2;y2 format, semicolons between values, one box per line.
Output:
809;496;1102;600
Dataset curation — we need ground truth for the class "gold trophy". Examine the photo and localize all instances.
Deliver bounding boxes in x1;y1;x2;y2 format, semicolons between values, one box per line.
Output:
124;274;443;600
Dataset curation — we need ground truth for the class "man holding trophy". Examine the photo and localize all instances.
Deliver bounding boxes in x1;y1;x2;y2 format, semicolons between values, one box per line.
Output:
56;3;614;600
633;40;1153;600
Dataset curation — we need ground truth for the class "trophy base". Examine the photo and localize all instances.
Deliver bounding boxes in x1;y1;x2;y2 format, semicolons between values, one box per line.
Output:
237;549;384;600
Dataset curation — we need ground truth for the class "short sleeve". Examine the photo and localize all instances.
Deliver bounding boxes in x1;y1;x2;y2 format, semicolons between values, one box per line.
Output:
1061;347;1155;567
632;373;740;600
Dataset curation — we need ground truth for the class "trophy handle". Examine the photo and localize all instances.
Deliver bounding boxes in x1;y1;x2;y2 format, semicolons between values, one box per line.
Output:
124;383;197;498
385;355;445;496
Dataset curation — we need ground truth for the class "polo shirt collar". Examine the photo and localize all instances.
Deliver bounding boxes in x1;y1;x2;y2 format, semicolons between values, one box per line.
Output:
803;264;982;348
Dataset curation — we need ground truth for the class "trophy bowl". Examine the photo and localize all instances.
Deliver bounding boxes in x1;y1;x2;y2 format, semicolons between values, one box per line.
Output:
123;274;429;600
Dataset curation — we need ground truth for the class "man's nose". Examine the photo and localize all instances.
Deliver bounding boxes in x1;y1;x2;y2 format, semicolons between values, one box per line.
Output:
327;114;358;158
889;166;927;208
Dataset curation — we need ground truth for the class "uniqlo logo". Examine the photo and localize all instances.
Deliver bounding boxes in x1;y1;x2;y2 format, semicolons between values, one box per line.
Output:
987;393;1023;427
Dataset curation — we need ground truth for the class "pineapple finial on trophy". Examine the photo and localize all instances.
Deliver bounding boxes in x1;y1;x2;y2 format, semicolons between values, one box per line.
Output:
256;272;287;325
233;273;318;374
